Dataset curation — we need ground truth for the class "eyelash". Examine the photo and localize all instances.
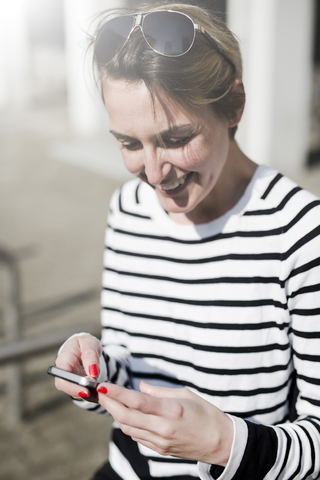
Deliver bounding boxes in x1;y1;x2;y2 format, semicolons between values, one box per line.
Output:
121;136;193;151
121;141;141;151
164;136;192;148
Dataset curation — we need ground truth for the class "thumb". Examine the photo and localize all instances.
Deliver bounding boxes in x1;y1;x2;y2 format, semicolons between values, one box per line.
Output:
139;380;184;398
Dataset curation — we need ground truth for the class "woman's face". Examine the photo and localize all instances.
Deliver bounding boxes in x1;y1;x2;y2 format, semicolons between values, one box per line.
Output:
104;80;237;224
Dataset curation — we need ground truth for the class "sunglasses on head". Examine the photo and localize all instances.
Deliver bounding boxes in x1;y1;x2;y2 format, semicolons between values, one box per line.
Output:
94;9;236;70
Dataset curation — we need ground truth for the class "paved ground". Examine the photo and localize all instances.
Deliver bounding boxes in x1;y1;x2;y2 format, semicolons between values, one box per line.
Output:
0;102;320;480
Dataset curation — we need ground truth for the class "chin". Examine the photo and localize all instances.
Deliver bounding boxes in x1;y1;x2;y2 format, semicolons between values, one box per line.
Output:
160;198;198;215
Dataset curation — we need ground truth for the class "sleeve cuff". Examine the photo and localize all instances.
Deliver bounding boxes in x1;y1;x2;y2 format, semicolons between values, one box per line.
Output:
198;415;248;480
97;352;108;382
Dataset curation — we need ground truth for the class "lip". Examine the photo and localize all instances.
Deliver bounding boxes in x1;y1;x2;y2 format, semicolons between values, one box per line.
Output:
156;172;193;196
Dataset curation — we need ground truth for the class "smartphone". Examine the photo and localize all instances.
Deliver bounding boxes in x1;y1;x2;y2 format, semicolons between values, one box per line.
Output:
47;365;99;403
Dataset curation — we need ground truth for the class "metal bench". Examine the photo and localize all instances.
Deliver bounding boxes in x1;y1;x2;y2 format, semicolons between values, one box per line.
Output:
0;246;100;423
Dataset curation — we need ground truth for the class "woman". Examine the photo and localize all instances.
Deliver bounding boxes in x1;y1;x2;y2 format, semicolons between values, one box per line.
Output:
55;2;320;479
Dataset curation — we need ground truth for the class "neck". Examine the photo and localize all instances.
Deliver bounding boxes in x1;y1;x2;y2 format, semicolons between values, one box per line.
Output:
169;141;257;225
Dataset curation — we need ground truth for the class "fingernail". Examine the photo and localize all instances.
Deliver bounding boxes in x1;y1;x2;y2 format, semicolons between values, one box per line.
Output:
88;364;99;377
97;386;108;394
78;391;89;398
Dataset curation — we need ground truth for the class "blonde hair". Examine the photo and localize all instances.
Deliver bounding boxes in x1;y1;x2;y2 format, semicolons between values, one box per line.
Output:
91;2;244;137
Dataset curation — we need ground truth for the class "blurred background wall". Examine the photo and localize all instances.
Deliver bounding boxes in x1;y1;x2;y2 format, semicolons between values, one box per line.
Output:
229;0;319;172
0;0;319;175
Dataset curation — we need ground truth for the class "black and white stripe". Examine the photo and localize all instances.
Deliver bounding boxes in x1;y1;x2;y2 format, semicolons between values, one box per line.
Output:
89;166;320;479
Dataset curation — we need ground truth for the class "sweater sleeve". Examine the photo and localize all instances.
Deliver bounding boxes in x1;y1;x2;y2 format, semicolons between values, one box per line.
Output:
199;193;320;480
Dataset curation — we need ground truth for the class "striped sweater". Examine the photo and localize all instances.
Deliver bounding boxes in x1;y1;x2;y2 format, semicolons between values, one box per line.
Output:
80;165;320;480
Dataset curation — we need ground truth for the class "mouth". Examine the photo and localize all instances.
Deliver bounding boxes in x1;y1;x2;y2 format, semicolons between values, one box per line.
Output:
156;172;193;195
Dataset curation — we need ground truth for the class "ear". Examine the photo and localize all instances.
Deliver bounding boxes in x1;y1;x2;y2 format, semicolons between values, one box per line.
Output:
228;78;246;128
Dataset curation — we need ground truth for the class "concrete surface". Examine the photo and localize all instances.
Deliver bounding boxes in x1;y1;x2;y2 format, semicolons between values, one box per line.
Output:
0;102;320;480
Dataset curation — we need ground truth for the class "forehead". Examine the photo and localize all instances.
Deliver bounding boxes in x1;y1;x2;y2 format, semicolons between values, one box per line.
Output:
103;80;202;133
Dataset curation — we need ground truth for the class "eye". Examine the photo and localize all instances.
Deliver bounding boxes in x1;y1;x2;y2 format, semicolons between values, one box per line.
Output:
120;141;142;151
163;136;193;148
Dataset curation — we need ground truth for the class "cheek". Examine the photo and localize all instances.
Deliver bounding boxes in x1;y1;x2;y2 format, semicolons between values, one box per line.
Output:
181;133;229;174
180;143;213;172
122;152;143;175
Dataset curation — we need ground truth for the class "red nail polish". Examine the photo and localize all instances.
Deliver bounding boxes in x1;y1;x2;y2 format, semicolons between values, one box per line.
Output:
78;391;89;398
97;386;108;394
88;364;99;377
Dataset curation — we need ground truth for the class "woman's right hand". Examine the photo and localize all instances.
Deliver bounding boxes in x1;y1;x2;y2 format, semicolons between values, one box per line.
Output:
54;334;102;401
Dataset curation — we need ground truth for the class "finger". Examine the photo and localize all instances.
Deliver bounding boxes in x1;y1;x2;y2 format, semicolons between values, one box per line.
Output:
54;376;91;400
139;381;186;399
140;382;194;408
97;390;166;438
98;383;186;421
56;335;99;373
56;341;84;374
97;383;165;415
97;383;184;439
77;335;102;377
98;393;179;457
56;335;101;376
54;335;101;398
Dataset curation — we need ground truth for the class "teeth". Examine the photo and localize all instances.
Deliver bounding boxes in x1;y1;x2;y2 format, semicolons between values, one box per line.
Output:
159;174;189;191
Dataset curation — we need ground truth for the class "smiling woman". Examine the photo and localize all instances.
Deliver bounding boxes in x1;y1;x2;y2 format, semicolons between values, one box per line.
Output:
53;2;320;480
104;79;255;224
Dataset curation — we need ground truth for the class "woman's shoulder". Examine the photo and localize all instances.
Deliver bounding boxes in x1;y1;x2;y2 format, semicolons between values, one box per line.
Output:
250;165;320;214
246;166;320;257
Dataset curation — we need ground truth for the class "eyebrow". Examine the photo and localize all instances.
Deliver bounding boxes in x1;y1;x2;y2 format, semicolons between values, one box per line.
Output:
110;131;137;141
110;123;200;139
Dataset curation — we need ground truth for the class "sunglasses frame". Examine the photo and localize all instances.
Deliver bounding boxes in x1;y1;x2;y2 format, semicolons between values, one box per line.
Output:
94;10;236;71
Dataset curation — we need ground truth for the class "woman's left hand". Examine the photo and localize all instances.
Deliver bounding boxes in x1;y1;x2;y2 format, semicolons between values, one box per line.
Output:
97;381;233;466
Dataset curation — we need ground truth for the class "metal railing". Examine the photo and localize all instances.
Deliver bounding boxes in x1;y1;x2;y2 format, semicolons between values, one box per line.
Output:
0;248;22;424
0;246;100;423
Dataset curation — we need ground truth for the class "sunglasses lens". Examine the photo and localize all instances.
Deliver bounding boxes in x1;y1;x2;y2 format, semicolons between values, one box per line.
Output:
95;16;134;64
143;11;195;56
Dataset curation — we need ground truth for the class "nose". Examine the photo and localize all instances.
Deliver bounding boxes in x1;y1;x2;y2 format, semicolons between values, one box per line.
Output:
143;146;172;185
